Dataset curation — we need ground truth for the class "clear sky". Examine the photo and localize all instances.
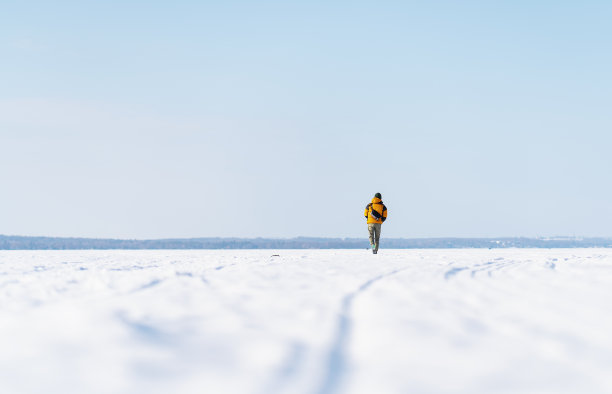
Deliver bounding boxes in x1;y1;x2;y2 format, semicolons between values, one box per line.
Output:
1;1;611;239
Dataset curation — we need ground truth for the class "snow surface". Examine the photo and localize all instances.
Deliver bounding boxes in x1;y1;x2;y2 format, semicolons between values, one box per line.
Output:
1;249;612;394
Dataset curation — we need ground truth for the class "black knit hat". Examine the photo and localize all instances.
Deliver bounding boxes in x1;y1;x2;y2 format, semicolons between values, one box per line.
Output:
374;193;382;199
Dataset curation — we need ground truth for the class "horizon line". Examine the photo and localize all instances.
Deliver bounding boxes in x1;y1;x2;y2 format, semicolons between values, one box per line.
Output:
2;234;611;241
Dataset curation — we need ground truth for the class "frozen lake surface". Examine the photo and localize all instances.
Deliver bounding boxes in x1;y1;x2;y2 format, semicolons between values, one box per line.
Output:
1;249;612;394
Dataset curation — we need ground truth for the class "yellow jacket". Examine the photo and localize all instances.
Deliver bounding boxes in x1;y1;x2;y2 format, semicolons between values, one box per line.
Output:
364;197;387;224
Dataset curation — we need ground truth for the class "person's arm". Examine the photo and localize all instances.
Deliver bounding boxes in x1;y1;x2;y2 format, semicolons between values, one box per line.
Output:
364;204;370;219
382;205;387;222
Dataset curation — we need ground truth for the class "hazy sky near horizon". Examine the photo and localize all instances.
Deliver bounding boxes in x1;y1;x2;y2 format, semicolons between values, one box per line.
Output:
1;1;611;239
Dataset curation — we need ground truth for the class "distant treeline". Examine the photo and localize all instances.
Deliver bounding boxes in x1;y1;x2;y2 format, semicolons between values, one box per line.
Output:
1;235;611;250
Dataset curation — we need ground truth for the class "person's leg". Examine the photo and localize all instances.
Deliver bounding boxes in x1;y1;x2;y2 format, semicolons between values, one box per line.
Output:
368;224;375;247
374;223;382;253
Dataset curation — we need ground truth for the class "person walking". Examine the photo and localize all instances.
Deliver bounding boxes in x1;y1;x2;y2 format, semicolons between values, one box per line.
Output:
364;192;387;254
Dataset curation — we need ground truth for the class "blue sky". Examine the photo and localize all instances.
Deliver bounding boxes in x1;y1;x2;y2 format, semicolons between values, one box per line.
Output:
1;1;611;239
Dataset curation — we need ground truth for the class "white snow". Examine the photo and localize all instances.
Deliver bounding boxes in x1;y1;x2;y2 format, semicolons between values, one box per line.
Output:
1;249;612;394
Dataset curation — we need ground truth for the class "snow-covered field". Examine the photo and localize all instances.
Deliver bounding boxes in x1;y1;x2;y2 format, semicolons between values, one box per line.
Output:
1;249;612;394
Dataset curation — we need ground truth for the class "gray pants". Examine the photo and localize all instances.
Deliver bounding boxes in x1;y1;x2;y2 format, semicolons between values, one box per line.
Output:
368;223;382;252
